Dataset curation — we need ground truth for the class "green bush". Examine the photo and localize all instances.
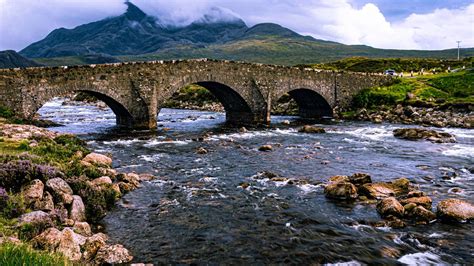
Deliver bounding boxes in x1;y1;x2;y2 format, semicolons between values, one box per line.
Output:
0;242;70;266
1;193;28;219
0;106;14;119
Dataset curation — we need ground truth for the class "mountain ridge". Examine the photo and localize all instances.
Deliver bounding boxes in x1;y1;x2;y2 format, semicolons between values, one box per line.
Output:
18;2;474;66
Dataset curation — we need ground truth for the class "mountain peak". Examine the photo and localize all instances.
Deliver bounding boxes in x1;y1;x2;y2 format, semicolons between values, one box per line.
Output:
124;1;146;21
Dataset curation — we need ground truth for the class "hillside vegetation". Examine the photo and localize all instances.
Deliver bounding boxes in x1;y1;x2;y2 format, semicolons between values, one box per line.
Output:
310;57;474;73
353;69;474;109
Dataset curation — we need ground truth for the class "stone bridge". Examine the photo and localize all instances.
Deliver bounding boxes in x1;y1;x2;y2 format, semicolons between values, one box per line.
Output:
0;59;390;129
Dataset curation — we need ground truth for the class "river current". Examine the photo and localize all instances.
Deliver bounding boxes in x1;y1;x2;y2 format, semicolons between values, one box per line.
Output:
39;99;473;264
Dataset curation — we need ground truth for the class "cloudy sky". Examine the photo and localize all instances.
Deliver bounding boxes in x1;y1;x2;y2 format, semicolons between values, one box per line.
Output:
0;0;473;51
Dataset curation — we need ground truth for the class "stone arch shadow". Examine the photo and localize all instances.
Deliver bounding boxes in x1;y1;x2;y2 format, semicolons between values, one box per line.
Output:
77;90;135;128
280;88;333;119
161;81;258;125
32;89;143;129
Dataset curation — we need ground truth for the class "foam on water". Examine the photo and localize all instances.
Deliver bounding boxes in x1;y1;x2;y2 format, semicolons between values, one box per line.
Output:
441;144;474;159
330;126;395;142
398;252;443;265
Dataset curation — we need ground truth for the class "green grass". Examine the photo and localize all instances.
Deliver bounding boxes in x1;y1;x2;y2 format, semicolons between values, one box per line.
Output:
309;57;473;73
0;216;17;237
352;69;474;109
0;242;70;266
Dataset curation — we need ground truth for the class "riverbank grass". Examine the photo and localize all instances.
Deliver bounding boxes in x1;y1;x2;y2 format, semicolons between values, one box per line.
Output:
0;242;70;266
353;69;474;109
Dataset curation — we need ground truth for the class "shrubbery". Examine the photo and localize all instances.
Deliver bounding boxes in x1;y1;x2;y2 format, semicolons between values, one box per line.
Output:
0;160;63;192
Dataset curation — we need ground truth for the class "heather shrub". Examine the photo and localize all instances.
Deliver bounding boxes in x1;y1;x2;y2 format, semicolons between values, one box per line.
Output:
0;187;8;211
0;160;63;192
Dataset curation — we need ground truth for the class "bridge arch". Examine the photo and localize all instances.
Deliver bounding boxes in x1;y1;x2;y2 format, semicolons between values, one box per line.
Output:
161;78;266;125
274;88;333;119
25;85;150;129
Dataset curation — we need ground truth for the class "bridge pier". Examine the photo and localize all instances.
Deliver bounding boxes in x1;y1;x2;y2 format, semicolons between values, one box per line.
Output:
116;115;157;130
226;111;269;126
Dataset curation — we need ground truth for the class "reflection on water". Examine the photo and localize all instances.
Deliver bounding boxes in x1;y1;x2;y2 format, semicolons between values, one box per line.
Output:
39;98;474;264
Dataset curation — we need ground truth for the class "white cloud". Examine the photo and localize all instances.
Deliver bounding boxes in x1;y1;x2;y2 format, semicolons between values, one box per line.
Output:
0;0;472;51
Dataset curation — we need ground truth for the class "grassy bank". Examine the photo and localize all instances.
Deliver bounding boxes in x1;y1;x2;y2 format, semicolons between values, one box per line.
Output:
308;57;473;73
351;69;474;110
0;242;70;266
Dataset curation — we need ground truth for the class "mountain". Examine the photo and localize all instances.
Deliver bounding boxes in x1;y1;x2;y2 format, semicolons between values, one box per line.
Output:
0;50;42;68
20;2;474;66
20;2;247;58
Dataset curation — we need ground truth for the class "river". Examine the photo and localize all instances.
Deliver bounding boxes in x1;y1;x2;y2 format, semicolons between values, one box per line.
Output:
39;99;473;264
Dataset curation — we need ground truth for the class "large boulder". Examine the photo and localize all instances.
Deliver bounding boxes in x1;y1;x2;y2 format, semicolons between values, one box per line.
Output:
376;197;404;218
348;173;372;187
46;178;73;205
73;221;92;237
400;196;432;210
324;182;358;200
359;178;411;199
69;195;86;222
34;191;55;212
81;153;112;167
393;128;456;143
82;233;108;261
57;228;86;261
410;206;436;223
22;179;44;205
18;211;53;227
91;176;112;186
32;227;62;251
437;198;474;222
117;173;140;188
94;244;133;264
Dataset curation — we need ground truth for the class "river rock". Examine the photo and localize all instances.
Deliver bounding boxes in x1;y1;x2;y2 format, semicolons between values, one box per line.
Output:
196;147;208;154
81;152;112;167
410;206;436;223
393;128;456;143
118;182;136;193
46;178;73;205
91;176;113;186
82;233;108;261
138;173;156;182
69;195;86;222
298;125;326;133
400;196;432;209
22;179;44;205
329;175;349;183
407;190;425;198
359;178;411;199
258;145;273;152
73;221;92;236
34;191;55;212
324;182;358;200
377;197;404;218
349;173;372;187
32;227;62;251
95;244;133;264
122;173;141;188
437;198;474;222
57;228;86;261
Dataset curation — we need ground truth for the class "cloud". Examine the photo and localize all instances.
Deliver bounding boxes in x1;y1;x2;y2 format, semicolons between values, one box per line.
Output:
0;0;472;51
